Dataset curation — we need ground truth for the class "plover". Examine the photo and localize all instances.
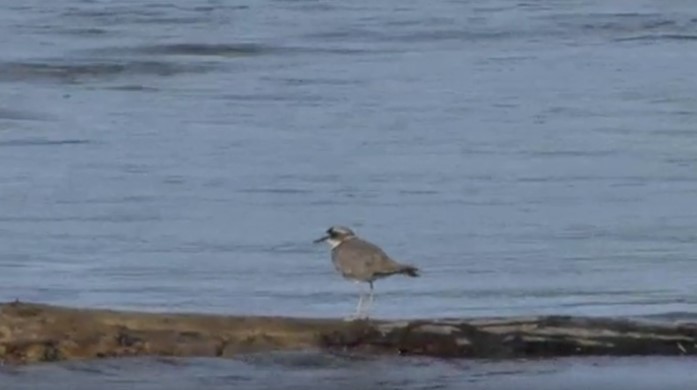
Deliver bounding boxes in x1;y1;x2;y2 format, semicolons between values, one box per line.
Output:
314;225;419;320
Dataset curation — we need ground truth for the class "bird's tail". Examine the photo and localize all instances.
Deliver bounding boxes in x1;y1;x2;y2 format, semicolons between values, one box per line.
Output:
397;264;420;277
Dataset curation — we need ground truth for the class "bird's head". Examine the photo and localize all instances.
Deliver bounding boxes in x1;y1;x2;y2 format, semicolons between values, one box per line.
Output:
313;225;356;247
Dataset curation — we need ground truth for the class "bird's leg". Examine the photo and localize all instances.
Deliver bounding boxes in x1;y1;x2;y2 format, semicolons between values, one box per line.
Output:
345;282;365;321
365;281;375;316
355;287;365;317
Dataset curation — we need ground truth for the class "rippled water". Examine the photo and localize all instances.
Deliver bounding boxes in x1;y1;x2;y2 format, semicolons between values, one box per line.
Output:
3;354;697;390
2;0;697;388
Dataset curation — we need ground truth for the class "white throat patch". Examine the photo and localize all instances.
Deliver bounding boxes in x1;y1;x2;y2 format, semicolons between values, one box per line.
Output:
327;238;343;249
327;236;355;249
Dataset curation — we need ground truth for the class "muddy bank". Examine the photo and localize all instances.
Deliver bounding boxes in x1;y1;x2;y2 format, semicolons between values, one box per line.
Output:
1;301;696;364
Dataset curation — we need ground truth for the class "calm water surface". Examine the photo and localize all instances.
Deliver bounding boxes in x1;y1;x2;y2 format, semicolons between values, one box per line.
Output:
1;0;697;388
3;355;697;390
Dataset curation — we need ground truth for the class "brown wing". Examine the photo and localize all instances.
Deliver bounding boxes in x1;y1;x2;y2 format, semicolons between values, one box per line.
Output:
332;238;402;280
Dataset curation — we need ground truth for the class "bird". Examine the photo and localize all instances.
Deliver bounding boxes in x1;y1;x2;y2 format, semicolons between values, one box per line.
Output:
314;225;419;320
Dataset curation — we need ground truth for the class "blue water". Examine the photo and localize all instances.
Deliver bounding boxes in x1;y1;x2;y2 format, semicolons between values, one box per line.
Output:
1;0;697;388
3;355;697;390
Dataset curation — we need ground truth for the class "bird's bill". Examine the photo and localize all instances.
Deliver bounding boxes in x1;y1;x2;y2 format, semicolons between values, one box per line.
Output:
313;235;330;243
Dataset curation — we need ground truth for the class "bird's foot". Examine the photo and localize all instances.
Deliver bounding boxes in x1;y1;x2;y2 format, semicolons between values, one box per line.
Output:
343;313;370;322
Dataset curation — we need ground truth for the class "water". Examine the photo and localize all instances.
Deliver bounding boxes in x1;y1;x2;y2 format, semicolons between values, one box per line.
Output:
2;355;697;390
1;0;697;388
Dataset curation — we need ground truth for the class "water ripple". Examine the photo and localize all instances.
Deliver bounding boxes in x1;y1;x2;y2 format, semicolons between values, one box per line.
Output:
92;43;268;57
0;60;215;83
0;138;89;147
